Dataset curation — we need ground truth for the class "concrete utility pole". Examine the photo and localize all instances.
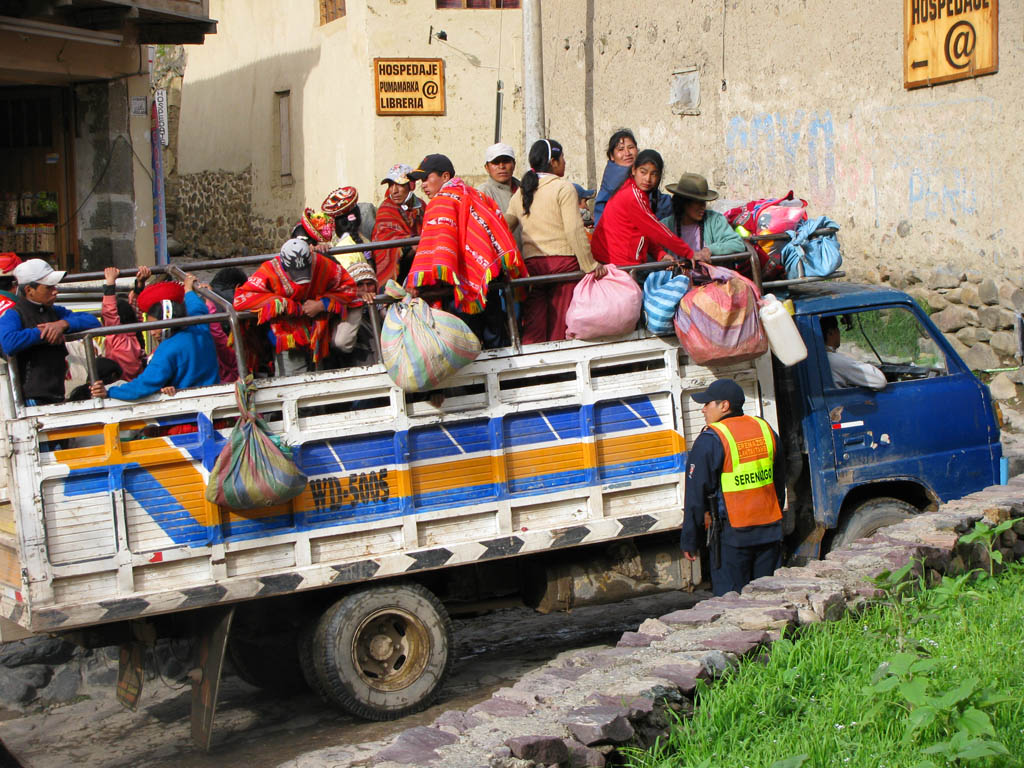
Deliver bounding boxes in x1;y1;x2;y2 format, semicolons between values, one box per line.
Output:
522;0;545;150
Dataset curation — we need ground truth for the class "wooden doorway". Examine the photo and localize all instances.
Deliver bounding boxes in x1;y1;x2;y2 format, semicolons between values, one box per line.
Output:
0;87;78;271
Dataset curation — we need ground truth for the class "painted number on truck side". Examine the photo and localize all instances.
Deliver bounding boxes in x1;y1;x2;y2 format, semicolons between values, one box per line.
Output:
310;469;390;512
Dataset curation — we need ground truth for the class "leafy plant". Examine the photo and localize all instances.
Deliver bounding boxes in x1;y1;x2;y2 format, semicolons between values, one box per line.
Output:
959;518;1018;578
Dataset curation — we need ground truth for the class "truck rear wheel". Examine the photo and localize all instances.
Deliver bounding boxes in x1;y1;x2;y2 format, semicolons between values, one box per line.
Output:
832;497;916;549
311;582;453;721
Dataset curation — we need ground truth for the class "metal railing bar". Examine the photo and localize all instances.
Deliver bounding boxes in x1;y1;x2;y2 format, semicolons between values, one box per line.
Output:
61;238;422;284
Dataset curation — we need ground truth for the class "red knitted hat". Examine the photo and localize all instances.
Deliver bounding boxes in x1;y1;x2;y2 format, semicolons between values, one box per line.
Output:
0;252;21;277
137;281;185;316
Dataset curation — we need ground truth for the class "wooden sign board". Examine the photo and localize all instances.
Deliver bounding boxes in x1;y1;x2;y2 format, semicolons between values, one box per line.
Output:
374;58;446;116
904;0;998;89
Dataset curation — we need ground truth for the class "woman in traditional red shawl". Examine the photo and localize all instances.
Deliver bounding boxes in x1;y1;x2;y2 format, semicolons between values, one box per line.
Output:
234;238;357;366
371;164;425;285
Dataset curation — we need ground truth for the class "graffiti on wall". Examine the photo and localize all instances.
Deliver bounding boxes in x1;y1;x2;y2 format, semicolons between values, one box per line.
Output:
723;101;993;227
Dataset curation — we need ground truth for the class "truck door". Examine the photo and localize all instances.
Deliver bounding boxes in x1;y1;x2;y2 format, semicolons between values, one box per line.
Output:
817;305;999;502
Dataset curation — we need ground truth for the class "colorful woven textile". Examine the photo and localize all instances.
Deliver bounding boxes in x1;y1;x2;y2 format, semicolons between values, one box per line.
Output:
643;268;691;336
673;263;767;365
380;280;481;392
233;253;356;363
404;178;526;314
371;196;423;285
205;378;308;510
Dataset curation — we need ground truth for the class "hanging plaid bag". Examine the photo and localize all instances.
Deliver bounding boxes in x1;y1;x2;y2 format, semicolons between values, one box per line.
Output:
205;377;308;509
673;263;768;366
380;279;481;392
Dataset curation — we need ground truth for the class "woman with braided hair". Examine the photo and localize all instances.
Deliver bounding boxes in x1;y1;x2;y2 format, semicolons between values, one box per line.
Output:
505;139;606;344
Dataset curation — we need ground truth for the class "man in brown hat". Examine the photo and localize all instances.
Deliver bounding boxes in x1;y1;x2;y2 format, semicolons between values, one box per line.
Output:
661;172;745;262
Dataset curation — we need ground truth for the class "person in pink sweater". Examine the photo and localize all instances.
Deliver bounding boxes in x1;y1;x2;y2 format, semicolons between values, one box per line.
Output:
101;267;145;380
590;149;699;270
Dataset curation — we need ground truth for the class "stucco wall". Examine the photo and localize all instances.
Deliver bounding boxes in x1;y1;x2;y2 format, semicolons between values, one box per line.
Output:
176;0;523;252
540;1;1022;281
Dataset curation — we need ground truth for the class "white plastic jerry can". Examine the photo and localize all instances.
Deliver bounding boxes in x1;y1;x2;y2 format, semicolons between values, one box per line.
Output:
759;294;807;366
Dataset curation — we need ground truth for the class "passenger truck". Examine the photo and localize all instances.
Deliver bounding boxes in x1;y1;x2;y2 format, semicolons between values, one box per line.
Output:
0;249;1003;746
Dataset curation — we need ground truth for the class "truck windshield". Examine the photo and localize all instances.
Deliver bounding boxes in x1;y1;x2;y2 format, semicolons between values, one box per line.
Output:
841;306;948;377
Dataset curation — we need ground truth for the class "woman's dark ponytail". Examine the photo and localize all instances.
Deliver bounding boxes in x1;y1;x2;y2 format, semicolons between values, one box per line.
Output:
521;138;563;215
334;206;364;244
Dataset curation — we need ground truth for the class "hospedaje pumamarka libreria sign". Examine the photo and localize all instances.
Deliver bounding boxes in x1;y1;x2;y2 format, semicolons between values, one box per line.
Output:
904;0;997;88
374;58;446;116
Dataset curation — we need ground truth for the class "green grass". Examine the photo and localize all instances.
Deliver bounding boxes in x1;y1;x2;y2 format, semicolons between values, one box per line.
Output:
624;560;1024;768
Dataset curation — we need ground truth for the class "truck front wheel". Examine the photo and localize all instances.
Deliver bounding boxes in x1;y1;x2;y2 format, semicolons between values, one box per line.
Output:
311;582;453;720
832;497;917;548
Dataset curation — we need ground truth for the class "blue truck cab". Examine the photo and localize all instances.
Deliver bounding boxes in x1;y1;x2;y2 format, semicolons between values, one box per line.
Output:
777;282;1003;559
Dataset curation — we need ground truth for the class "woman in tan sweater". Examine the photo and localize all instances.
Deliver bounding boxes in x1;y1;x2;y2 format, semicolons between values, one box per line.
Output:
506;139;606;344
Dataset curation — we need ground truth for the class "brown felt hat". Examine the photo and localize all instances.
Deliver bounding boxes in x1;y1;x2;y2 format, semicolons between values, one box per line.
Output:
666;172;719;202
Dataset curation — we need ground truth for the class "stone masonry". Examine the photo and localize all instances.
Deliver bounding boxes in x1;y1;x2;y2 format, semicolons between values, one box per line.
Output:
847;262;1024;401
279;477;1024;768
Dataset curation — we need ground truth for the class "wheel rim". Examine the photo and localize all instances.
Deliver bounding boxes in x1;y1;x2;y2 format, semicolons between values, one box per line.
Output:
350;607;431;692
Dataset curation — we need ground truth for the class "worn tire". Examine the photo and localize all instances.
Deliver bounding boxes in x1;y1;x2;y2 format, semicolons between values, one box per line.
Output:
311;582;453;721
832;497;916;549
298;621;331;702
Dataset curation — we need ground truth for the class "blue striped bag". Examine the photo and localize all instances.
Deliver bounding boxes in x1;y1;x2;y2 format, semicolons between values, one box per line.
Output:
205;378;308;510
380;280;481;392
643;269;691;336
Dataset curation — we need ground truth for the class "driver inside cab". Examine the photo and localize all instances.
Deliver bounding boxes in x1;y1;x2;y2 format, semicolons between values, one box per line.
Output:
820;315;886;390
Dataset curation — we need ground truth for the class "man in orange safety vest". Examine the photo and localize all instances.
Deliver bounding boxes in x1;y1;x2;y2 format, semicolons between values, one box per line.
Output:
681;378;786;595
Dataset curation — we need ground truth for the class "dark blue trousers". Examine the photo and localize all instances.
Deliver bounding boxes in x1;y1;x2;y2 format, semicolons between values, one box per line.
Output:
711;541;782;596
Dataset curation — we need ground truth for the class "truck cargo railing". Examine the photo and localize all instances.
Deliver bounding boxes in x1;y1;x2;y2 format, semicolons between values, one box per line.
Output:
9;228;840;414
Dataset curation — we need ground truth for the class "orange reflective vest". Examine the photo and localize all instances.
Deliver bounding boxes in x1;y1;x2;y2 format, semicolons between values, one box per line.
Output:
707;415;782;529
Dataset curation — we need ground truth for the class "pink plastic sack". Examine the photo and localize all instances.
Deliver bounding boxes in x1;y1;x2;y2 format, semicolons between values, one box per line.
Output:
565;264;643;340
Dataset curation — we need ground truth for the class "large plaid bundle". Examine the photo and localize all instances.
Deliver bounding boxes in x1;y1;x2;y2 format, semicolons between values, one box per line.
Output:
380;280;481;392
205;378;308;509
673;264;768;365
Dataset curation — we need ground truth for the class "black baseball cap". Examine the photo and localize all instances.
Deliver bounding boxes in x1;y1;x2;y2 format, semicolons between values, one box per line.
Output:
692;378;745;410
408;154;455;181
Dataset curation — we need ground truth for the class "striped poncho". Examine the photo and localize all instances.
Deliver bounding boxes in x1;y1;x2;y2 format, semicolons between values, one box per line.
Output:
233;254;356;364
404;177;527;314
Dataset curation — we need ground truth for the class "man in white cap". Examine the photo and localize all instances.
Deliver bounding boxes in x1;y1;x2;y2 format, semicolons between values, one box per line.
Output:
477;142;521;249
476;142;519;213
0;258;100;405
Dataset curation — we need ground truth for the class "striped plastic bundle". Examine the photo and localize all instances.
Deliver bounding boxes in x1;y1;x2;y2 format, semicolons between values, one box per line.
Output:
380;280;481;392
205;378;308;510
673;263;768;365
643;269;691;336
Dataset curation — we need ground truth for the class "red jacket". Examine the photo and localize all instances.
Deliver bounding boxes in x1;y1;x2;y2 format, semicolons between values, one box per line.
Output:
591;177;695;266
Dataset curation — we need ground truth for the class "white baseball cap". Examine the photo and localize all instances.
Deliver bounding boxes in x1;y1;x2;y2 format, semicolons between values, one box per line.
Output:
14;258;65;286
484;142;516;163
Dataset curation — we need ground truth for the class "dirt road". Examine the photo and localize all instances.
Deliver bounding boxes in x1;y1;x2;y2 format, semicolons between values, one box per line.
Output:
0;589;709;768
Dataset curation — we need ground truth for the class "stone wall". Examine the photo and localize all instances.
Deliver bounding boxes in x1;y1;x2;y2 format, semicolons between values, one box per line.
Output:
170;166;281;259
887;268;1024;400
73;81;139;271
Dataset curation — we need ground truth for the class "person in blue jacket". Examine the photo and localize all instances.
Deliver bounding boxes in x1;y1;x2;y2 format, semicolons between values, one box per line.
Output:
0;259;100;405
90;272;219;400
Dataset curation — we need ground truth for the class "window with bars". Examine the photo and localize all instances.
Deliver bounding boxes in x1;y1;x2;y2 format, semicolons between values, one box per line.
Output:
319;0;345;24
435;0;520;8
